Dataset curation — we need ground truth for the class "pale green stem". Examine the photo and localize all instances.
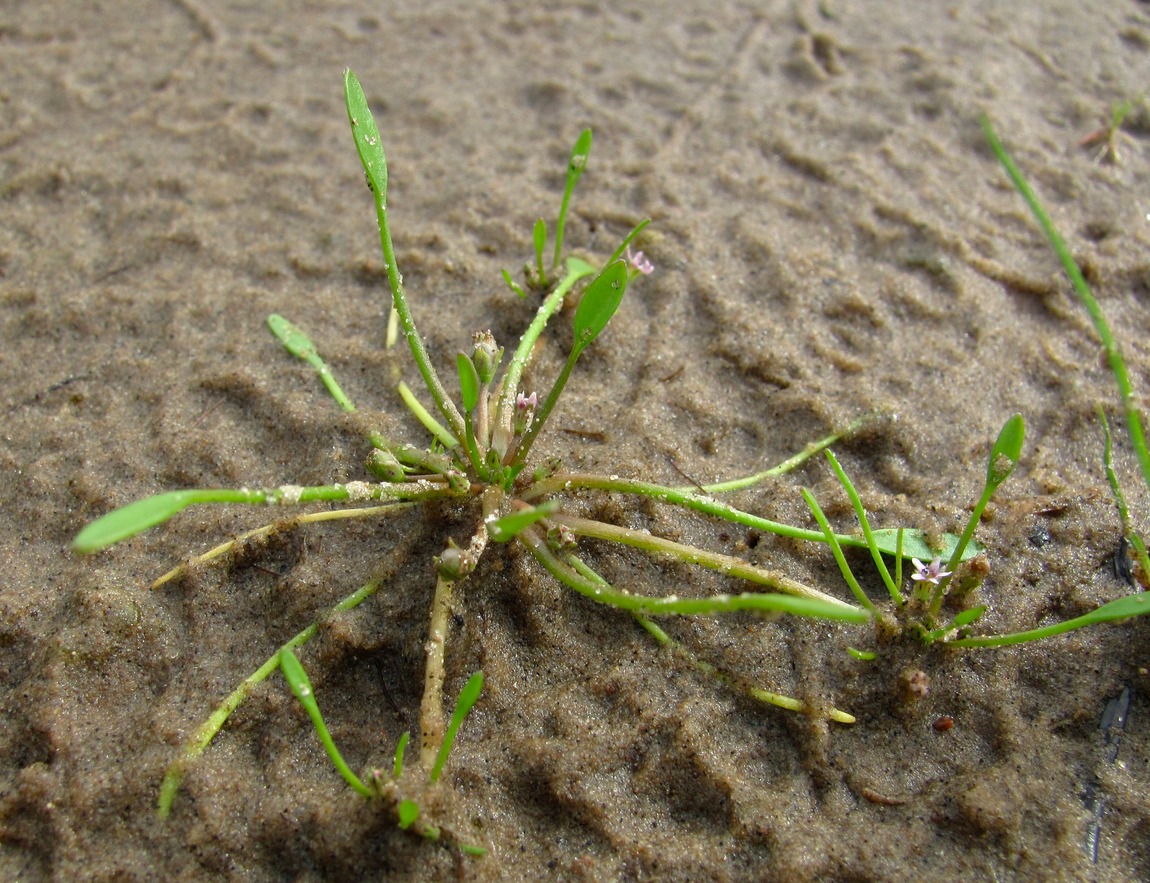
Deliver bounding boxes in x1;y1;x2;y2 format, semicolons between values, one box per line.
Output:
491;263;592;459
568;556;855;723
419;571;457;772
928;481;996;620
800;488;879;617
683;414;872;494
152;503;417;588
369;168;464;442
555;514;858;613
418;491;497;770
518;526;869;622
523;474;847;546
398;381;460;450
822;450;902;603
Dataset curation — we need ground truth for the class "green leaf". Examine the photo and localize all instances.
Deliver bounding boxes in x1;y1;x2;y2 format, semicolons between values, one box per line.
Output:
267;313;356;412
867;529;980;563
486;500;561;542
456;353;480;412
566;256;595;277
279;647;316;706
393;731;409;780
987;413;1025;488
1083;593;1150;622
553;129;592;267
533;218;547;271
73;491;201;553
605;218;651;267
567;129;592;188
268;314;317;360
951;605;987;629
344;69;387;201
501;267;526;298
431;670;484;783
397;799;420;829
572;259;629;355
279;648;372;797
950;592;1150;648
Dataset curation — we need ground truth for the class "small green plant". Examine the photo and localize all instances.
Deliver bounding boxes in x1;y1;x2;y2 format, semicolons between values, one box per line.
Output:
802;413;1150;651
73;69;900;850
1078;96;1140;165
72;71;1150;858
797;119;1150;657
280;647;486;853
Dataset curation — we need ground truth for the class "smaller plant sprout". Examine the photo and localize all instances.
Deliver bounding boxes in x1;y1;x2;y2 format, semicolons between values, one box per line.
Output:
1078;96;1139;165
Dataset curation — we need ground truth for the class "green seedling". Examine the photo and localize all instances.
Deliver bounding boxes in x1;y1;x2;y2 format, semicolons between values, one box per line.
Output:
1099;408;1150;583
800;417;1010;644
279;648;373;798
1078;96;1139;164
801;413;1147;649
282;647;486;853
984;116;1150;589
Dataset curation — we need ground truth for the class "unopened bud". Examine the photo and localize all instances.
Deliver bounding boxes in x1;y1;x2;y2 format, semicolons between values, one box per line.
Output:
471;330;503;384
436;538;475;579
366;449;406;482
445;468;470;494
546;522;577;551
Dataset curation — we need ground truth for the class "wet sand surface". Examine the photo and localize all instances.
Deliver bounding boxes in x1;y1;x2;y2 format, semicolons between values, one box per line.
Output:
3;2;1150;879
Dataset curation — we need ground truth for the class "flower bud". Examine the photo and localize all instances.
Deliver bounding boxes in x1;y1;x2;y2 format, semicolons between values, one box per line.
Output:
436;538;475;579
365;449;406;482
471;330;503;384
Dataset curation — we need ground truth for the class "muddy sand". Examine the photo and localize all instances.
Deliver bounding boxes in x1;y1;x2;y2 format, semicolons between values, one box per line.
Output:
3;2;1150;880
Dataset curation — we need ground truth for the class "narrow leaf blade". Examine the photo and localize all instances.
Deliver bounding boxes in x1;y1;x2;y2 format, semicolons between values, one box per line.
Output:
533;218;547;261
344;69;387;200
951;605;987;630
486;500;561;542
430;670;484;783
73;491;201;553
268;314;317;361
279;647;317;712
567;129;592;187
987;413;1025;487
866;529;980;563
456;353;480;412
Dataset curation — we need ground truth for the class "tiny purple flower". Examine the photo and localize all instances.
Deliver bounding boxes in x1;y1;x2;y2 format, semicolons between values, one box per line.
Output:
513;391;537;434
625;245;654;276
910;556;953;586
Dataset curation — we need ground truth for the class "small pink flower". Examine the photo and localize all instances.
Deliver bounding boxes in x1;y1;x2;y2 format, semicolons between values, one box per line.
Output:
513;391;537;434
625;245;654;275
910;557;953;586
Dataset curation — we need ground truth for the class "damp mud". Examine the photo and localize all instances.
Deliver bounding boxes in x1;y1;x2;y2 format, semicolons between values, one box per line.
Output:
3;2;1150;880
